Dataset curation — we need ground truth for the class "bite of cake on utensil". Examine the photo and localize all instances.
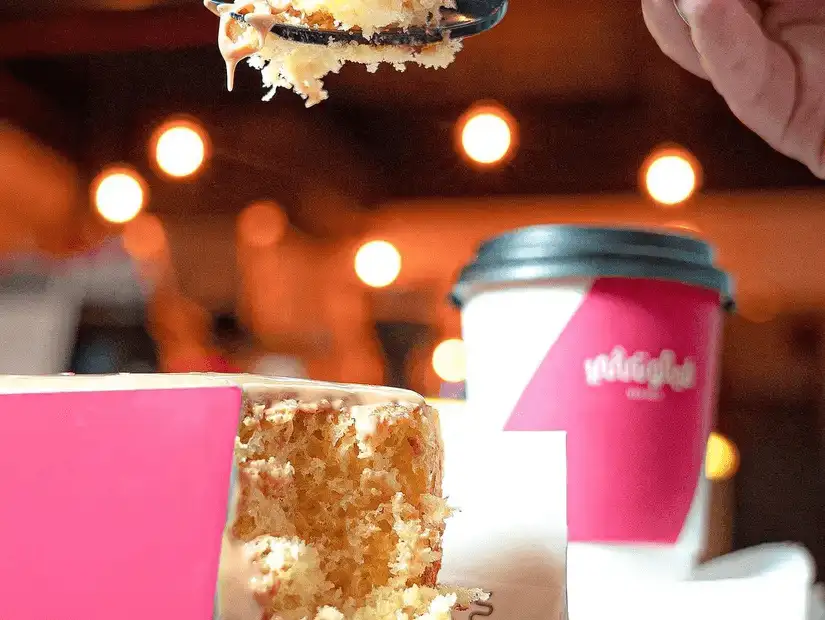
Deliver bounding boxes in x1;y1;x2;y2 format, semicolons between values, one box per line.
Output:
205;0;462;106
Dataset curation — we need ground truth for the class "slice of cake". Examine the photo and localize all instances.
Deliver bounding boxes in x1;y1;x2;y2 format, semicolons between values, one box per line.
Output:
205;0;461;106
216;376;482;620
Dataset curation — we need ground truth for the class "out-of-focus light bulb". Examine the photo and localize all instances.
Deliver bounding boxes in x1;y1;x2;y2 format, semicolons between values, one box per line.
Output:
706;432;740;481
238;201;288;248
432;338;467;383
458;104;517;166
644;148;700;206
93;167;146;224
738;298;779;325
123;213;167;260
354;240;401;288
152;119;209;178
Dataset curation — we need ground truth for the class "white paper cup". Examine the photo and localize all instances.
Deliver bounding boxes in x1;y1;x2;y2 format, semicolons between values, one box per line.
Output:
452;226;732;583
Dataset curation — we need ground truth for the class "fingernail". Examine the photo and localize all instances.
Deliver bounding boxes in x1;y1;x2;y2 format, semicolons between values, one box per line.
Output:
673;0;689;24
678;0;711;21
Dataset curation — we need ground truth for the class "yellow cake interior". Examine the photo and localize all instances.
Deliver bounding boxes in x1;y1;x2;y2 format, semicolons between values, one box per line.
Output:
271;0;453;35
251;35;460;107
220;378;484;620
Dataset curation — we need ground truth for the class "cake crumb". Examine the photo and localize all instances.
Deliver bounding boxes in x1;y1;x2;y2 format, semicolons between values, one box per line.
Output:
251;36;462;107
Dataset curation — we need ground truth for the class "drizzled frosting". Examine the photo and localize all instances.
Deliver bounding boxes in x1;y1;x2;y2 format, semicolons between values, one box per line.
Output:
204;1;278;91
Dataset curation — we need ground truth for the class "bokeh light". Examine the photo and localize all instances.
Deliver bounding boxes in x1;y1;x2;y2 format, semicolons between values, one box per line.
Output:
432;339;467;383
738;297;779;325
237;201;288;248
458;103;517;166
123;213;167;260
93;167;146;224
644;148;700;206
706;432;740;481
152;118;209;179
354;240;401;288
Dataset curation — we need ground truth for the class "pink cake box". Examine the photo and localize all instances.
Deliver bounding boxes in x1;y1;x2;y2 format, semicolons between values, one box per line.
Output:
0;374;243;620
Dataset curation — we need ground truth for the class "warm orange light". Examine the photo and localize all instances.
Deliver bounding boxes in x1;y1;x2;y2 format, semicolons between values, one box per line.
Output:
743;309;776;324
432;339;467;383
237;201;288;248
738;298;779;324
123;213;167;260
665;220;702;235
706;432;740;481
152;118;209;179
458;103;517;166
93;167;146;224
354;240;401;288
644;148;700;206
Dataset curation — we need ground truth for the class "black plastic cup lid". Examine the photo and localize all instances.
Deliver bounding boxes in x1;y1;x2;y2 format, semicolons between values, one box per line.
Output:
451;225;733;309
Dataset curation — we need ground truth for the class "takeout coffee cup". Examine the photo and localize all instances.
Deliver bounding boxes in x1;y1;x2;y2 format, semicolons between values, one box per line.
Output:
452;225;733;579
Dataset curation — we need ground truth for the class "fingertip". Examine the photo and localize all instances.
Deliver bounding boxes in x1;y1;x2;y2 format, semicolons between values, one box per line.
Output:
641;0;708;79
678;0;716;19
679;0;750;27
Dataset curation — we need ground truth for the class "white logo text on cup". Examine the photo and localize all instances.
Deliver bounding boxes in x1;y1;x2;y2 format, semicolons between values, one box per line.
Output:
584;347;696;401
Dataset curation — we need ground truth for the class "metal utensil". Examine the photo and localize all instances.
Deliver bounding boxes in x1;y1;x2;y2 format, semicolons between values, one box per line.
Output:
205;0;507;46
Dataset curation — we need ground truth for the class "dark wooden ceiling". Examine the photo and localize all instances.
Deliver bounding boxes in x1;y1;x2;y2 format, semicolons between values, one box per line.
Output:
0;0;190;17
1;0;822;238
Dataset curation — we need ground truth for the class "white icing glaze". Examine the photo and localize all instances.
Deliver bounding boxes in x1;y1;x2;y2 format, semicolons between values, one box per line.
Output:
217;481;265;620
204;0;279;91
217;537;265;620
215;373;425;407
0;373;238;393
0;373;424;407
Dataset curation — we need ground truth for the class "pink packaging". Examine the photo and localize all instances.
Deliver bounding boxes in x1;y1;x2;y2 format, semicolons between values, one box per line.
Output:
0;375;242;620
506;277;722;545
453;225;732;585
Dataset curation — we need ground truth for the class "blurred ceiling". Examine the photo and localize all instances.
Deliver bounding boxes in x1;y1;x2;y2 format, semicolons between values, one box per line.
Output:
0;0;822;239
0;0;643;101
0;0;188;16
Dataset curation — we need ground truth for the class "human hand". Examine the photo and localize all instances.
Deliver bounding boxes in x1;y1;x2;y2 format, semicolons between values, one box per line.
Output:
642;0;825;179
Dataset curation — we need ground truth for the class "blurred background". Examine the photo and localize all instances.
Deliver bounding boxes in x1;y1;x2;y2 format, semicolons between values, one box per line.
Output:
2;0;824;577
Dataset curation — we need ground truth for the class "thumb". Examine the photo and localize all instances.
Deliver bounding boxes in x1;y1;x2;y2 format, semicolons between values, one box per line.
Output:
681;0;806;166
642;0;707;79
